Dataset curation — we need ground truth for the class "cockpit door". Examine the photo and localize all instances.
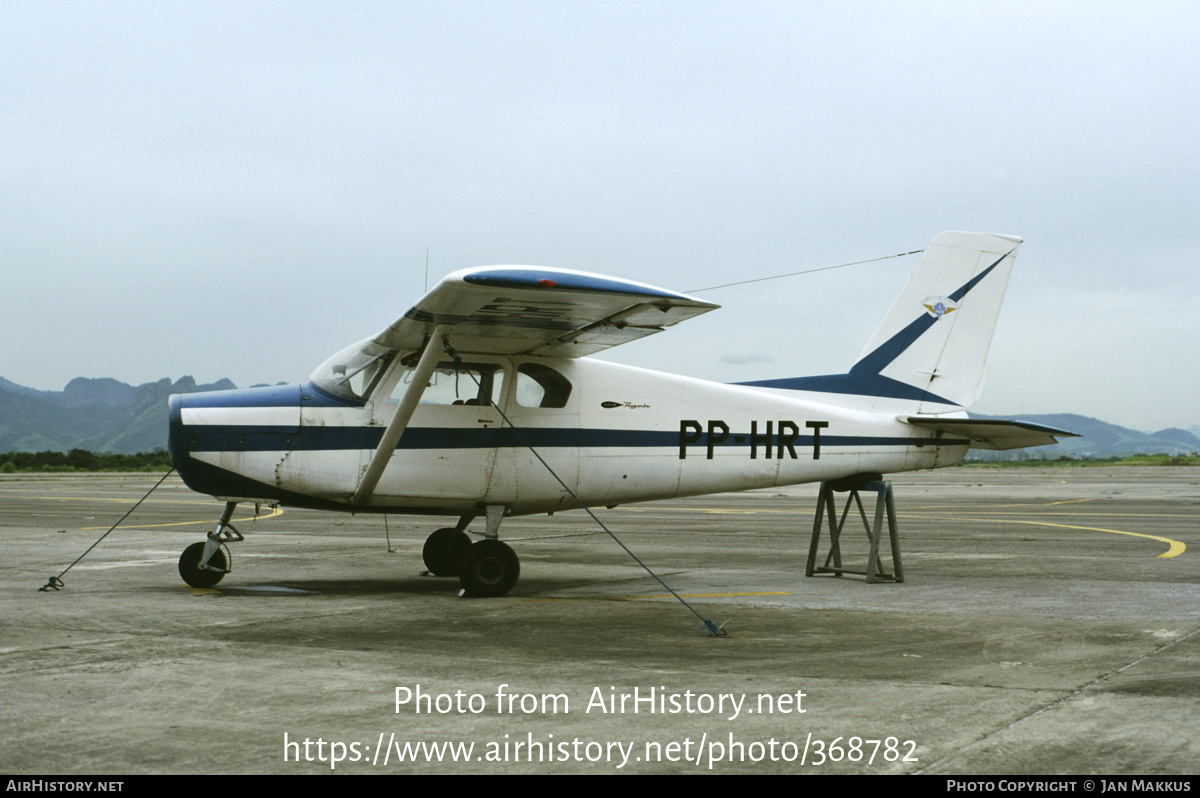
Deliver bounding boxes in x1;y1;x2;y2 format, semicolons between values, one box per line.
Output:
358;356;506;507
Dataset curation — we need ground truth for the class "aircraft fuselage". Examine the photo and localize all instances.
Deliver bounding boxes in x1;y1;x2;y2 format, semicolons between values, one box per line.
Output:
169;356;967;518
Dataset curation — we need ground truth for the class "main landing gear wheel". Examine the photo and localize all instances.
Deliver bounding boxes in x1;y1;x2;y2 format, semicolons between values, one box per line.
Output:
179;542;229;588
459;540;520;597
423;528;473;576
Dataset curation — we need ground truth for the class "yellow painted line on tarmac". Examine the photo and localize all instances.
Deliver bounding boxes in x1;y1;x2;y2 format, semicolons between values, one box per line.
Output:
925;510;1193;519
617;504;1193;521
905;514;1186;558
617;502;1188;559
525;591;791;602
7;489;284;529
81;506;284;530
24;488;1186;560
905;499;1097;510
4;494;226;506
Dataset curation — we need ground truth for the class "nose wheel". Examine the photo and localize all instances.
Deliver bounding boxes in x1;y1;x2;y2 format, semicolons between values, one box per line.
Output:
179;541;229;588
179;501;240;588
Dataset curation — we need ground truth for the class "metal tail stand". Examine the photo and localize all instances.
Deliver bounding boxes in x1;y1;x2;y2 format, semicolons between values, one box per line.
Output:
805;480;904;584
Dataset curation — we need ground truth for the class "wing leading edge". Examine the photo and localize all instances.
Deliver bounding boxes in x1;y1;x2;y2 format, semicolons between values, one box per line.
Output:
904;417;1081;451
372;267;719;357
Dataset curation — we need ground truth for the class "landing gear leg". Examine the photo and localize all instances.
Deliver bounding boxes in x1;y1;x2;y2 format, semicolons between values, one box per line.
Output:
459;504;520;597
179;501;242;588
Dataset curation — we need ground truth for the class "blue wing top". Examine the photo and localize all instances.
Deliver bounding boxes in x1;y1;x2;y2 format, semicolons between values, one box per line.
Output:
372;266;719;358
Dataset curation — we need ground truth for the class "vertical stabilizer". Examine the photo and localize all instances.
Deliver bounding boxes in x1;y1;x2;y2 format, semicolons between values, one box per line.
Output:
850;231;1020;412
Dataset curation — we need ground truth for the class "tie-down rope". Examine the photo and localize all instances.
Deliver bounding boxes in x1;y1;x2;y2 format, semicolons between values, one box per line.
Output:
39;468;176;592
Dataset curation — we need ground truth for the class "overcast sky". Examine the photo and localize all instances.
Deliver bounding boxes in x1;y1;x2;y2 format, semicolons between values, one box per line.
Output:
3;1;1197;431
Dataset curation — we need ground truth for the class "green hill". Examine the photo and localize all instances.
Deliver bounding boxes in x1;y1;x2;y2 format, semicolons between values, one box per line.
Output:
0;376;235;454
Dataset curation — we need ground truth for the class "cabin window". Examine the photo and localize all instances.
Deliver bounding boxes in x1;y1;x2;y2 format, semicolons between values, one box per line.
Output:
515;363;572;408
391;362;505;407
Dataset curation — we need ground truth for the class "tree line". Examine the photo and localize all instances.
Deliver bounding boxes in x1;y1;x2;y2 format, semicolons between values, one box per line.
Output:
0;449;173;473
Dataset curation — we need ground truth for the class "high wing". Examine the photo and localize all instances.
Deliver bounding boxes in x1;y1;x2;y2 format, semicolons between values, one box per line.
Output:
903;417;1081;450
371;267;720;357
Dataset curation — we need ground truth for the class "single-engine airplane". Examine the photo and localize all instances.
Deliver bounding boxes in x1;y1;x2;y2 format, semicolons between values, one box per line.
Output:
168;231;1076;596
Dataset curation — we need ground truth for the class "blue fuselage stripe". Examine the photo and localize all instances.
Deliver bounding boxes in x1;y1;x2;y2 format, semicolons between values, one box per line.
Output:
175;425;966;453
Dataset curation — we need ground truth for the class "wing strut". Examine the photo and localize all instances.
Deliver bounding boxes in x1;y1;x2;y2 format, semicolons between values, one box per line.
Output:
352;326;447;505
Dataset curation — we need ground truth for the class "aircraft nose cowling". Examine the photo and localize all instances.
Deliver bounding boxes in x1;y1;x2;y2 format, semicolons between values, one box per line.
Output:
167;393;187;467
167;384;303;500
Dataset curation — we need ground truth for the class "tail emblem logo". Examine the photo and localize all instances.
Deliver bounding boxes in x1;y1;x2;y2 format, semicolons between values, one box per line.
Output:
922;296;957;319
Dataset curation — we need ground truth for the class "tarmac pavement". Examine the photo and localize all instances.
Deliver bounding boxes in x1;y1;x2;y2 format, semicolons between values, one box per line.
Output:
1;466;1197;774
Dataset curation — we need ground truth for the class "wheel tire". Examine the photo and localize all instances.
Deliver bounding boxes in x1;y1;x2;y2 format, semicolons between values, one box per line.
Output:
459;540;520;597
179;542;228;588
422;528;472;576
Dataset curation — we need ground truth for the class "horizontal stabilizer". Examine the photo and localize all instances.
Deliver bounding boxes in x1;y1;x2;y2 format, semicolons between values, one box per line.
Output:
903;417;1080;451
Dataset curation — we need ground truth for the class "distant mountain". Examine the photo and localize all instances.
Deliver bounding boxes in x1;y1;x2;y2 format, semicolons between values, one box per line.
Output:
0;377;60;401
968;413;1200;460
0;376;235;454
1155;428;1200;448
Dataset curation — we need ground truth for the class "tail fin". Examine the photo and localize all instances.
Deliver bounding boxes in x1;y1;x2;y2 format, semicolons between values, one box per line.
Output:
740;231;1020;413
851;231;1020;412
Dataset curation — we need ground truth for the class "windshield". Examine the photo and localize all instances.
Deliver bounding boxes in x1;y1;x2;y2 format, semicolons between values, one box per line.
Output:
308;337;396;402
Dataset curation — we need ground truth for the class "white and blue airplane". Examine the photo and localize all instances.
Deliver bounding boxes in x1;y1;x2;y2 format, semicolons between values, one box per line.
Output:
168;231;1075;596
